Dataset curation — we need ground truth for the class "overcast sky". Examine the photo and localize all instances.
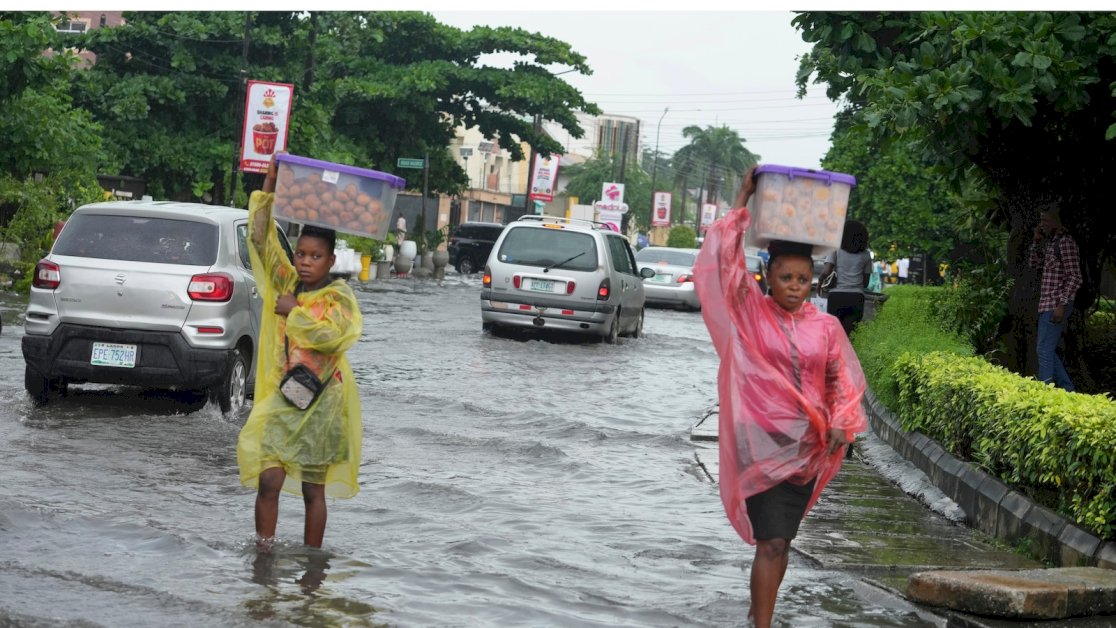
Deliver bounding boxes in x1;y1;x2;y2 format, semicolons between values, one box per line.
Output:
434;11;843;171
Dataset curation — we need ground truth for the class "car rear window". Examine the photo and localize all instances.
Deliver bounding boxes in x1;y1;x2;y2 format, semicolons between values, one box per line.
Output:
746;255;763;272
496;227;598;272
54;213;219;265
636;248;696;267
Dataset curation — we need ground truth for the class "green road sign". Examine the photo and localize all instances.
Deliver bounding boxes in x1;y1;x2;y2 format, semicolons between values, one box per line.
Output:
397;158;425;169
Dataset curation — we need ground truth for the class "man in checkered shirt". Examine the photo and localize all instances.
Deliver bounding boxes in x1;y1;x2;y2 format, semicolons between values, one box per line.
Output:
1028;205;1083;391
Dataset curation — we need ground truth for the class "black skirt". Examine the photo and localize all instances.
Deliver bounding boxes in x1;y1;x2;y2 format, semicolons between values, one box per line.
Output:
745;477;818;541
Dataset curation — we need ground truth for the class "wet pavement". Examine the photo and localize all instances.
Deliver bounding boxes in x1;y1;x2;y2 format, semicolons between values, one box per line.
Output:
0;277;1099;627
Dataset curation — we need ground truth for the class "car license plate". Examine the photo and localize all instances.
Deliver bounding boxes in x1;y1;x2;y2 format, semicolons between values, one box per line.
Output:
91;342;137;368
528;278;555;293
650;273;673;283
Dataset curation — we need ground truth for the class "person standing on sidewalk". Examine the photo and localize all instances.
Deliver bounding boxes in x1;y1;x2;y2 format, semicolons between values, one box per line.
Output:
1028;205;1082;391
819;220;873;337
693;166;868;628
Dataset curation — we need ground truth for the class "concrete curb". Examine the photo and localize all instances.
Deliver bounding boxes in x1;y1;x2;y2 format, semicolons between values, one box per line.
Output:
864;389;1115;569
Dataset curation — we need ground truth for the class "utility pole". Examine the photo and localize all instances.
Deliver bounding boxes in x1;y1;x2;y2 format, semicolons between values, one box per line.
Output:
649;107;668;224
422;149;429;225
619;125;630;233
228;11;250;207
523;114;542;215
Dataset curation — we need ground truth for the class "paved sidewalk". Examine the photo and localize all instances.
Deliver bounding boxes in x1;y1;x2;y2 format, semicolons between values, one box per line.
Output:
690;409;1116;626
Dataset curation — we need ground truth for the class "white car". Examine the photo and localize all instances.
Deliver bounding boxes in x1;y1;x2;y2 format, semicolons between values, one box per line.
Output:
480;216;655;343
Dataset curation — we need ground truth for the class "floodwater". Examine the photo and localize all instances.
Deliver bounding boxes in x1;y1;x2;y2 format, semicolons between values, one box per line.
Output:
0;278;932;626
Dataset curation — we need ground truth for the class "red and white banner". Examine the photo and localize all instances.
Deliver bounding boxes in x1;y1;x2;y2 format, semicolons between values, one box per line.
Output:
240;80;294;174
598;209;623;232
529;153;561;202
652;192;672;227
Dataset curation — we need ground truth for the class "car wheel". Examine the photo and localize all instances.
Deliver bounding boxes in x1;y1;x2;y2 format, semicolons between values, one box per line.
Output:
602;311;621;344
458;256;477;275
482;321;493;333
631;308;644;338
211;348;248;415
25;365;64;406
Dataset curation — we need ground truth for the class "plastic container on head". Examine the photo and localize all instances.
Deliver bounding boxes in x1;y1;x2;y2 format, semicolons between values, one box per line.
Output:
274;154;406;239
745;164;856;257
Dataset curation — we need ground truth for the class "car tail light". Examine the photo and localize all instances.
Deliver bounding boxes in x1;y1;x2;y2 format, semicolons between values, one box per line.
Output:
676;274;693;283
188;273;234;302
754;272;764;283
483;266;492;288
566;281;576;295
33;260;61;290
513;275;521;289
597;277;611;300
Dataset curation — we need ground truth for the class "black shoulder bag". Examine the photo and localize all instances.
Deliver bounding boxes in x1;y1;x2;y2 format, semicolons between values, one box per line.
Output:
278;287;328;411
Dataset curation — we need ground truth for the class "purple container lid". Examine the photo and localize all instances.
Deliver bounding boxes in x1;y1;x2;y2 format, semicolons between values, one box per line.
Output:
277;153;407;189
755;164;856;187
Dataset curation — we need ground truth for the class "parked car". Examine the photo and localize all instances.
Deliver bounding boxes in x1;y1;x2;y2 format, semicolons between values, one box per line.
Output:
448;221;504;275
22;200;293;412
480;215;655;343
635;247;703;310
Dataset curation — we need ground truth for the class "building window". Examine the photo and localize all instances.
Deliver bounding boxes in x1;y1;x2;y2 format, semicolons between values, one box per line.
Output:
56;19;89;33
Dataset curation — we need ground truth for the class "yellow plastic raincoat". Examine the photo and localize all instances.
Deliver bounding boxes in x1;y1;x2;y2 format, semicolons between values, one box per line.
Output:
237;191;364;498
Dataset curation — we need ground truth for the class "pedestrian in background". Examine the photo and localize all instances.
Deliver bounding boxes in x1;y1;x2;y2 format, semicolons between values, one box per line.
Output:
819;220;873;337
896;257;910;284
1028;204;1082;391
238;154;365;549
694;166;868;628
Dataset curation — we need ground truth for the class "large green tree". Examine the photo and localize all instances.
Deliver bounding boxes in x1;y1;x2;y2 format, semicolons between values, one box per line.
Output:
672;124;759;215
562;149;652;230
73;11;599;204
1;12;102;278
794;11;1116;379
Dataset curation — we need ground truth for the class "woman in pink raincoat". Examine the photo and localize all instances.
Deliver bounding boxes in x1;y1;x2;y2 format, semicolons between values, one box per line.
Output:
693;166;867;628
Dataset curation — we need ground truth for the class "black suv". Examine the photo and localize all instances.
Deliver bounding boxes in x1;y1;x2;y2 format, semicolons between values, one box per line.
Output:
448;222;504;275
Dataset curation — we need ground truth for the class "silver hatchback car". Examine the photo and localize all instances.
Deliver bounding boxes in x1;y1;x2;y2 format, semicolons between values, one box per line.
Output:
480;216;655;343
22;200;293;412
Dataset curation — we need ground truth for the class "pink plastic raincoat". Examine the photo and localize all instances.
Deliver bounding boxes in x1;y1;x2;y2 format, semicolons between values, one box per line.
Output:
694;206;867;545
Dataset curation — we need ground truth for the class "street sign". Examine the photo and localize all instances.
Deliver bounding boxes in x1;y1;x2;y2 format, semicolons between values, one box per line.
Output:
459;147;474;158
397;157;425;169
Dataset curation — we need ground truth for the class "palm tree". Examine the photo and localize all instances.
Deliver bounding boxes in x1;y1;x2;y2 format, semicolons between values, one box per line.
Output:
672;125;760;211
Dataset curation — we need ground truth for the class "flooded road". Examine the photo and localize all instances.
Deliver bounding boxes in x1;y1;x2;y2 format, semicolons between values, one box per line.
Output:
0;277;931;627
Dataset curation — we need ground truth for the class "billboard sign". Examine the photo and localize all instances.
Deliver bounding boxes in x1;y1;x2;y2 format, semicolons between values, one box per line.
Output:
239;80;295;174
529;153;561;202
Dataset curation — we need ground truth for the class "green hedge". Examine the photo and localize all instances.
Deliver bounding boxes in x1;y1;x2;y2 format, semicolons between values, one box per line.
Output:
851;285;974;409
894;351;1116;539
855;286;1116;540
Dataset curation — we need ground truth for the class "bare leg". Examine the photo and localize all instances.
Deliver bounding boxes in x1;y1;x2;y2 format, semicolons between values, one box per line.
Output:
302;482;327;548
255;467;287;544
748;538;791;628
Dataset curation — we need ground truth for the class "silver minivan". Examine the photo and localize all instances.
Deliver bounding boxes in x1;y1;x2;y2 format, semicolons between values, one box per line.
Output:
22;200;293;412
479;216;654;343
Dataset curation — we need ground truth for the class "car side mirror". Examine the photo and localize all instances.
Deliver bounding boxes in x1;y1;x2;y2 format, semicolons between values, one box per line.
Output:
640;267;656;279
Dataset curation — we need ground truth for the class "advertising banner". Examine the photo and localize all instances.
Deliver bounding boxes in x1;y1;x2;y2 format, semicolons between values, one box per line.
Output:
598;209;623;233
701;203;717;226
529;154;561;202
240;80;295;173
652;192;672;227
601;182;625;205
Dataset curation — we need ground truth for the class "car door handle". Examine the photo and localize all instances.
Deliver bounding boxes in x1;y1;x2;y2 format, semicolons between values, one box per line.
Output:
251;286;258;298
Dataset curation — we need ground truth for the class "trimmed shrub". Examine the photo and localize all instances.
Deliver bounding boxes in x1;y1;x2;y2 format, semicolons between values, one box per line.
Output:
666;225;697;249
895;351;1116;539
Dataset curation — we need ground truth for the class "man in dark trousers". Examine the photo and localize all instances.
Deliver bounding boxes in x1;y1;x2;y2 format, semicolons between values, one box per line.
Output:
1028;205;1083;391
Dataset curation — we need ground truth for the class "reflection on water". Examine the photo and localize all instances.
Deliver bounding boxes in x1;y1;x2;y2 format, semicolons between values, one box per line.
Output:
245;543;379;626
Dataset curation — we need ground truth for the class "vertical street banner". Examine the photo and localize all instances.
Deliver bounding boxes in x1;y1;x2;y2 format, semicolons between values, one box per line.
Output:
701;203;717;230
652;192;672;227
240;80;295;174
529;153;561;202
598;209;623;233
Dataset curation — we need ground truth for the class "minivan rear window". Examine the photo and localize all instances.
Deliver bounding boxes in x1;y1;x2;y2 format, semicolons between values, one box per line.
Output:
497;227;598;272
636;248;697;267
54;213;218;265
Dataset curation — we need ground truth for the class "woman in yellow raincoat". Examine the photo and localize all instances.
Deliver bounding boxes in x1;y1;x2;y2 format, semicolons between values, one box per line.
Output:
237;156;363;549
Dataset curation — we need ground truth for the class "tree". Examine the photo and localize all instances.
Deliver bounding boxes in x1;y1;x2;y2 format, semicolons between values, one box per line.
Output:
672;124;759;212
0;12;102;283
561;149;653;231
794;11;1116;381
73;11;600;204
